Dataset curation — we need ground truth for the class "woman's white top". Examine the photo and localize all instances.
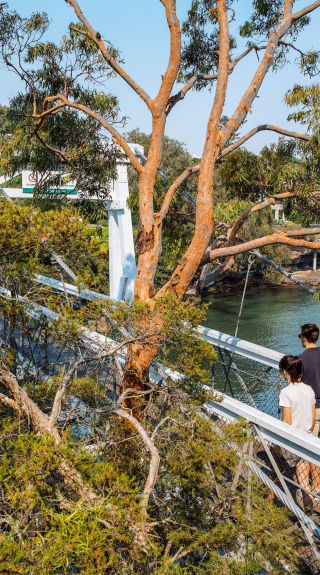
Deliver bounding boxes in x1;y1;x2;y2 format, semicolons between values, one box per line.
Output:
279;382;315;432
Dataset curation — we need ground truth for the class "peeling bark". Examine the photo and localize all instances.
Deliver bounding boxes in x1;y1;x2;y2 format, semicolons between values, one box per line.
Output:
137;226;155;255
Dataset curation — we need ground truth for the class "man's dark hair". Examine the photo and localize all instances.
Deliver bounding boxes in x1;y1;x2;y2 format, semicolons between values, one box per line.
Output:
279;355;303;382
299;323;319;343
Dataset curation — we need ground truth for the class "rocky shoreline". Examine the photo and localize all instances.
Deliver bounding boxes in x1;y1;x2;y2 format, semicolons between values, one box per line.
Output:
204;269;320;295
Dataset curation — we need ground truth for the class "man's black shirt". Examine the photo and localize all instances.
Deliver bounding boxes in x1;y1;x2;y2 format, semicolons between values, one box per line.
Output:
300;347;320;408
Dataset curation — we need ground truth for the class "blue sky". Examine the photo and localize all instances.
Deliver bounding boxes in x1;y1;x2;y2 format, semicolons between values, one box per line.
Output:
1;1;319;156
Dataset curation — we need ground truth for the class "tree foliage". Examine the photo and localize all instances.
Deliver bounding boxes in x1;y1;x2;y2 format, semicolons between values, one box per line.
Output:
0;4;120;200
0;199;311;573
218;138;319;226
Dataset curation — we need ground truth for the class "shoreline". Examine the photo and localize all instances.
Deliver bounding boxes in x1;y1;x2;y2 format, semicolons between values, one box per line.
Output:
202;269;320;296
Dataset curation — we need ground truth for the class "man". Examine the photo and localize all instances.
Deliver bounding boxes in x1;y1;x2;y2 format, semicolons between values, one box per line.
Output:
299;323;320;436
299;323;320;494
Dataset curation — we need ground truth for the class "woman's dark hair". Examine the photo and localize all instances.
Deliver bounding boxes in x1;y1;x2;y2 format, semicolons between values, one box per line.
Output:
279;355;303;382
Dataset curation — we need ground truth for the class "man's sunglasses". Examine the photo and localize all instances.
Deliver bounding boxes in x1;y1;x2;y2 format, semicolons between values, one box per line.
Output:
298;334;302;339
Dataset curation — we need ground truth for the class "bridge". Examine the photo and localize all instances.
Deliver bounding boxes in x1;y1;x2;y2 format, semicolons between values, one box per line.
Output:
0;270;318;570
1;156;320;570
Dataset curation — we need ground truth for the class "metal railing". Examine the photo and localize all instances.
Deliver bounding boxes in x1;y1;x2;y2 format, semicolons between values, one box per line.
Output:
3;275;320;570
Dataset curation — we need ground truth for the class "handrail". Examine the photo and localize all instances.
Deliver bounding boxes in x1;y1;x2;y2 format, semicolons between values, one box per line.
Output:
5;279;320;467
35;274;283;368
206;393;320;466
23;296;320;465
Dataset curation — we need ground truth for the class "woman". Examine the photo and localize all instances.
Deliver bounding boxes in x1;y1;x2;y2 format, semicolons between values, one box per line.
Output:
279;355;316;507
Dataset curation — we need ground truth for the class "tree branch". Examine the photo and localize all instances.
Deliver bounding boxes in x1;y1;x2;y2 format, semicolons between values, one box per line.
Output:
202;193;303;288
33;96;67;133
169;31;310;120
159;164;199;220
151;416;177;441
158;135;306;222
155;0;181;111
284;0;294;16
115;408;160;516
221;2;320;149
33;94;143;173
35;132;82;163
202;228;320;265
166;44;267;115
0;361;98;503
291;0;320;21
158;0;230;298
0;391;20;412
278;40;307;58
0;360;54;435
221;124;311;158
65;0;152;108
198;235;231;291
49;357;84;429
226;191;304;247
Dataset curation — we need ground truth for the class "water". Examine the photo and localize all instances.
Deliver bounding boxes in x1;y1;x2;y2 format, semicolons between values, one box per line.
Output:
203;289;320;415
204;289;320;355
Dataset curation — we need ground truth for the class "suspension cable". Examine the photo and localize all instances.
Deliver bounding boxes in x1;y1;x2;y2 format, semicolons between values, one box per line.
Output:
234;254;255;339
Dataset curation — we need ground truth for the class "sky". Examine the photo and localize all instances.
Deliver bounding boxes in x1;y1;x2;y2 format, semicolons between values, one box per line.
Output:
0;1;319;157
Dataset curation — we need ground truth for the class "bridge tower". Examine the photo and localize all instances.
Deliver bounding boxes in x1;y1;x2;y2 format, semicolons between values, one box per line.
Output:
0;143;145;302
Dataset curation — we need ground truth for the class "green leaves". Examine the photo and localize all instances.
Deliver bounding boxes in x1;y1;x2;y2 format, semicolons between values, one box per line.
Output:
284;83;320;215
0;202;109;296
0;4;122;203
23;11;49;34
181;0;316;88
217;137;319;227
1;94;120;200
240;0;310;42
240;0;285;38
286;83;320;129
181;1;236;88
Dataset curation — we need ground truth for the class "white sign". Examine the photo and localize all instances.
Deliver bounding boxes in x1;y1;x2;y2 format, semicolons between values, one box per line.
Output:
22;170;77;195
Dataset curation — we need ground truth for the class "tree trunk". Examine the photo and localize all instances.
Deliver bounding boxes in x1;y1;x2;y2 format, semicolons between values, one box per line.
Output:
122;333;161;416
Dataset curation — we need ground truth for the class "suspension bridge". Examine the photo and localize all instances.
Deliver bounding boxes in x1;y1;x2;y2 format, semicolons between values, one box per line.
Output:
1;148;320;571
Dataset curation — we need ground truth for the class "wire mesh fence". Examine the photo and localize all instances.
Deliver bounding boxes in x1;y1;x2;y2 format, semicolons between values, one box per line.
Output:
204;344;320;570
212;346;285;416
207;408;320;573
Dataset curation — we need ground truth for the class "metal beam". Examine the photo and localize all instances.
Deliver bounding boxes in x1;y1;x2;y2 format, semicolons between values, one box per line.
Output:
35;274;108;301
195;324;282;369
11;285;320;467
2;284;320;480
206;394;320;466
252;249;316;295
35;274;283;369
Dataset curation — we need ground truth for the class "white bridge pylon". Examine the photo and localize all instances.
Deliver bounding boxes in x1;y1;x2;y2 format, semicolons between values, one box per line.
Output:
0;143;145;302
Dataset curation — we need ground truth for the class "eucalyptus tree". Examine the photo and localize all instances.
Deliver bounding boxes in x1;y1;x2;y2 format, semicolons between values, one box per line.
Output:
1;5;320;571
1;0;320;393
